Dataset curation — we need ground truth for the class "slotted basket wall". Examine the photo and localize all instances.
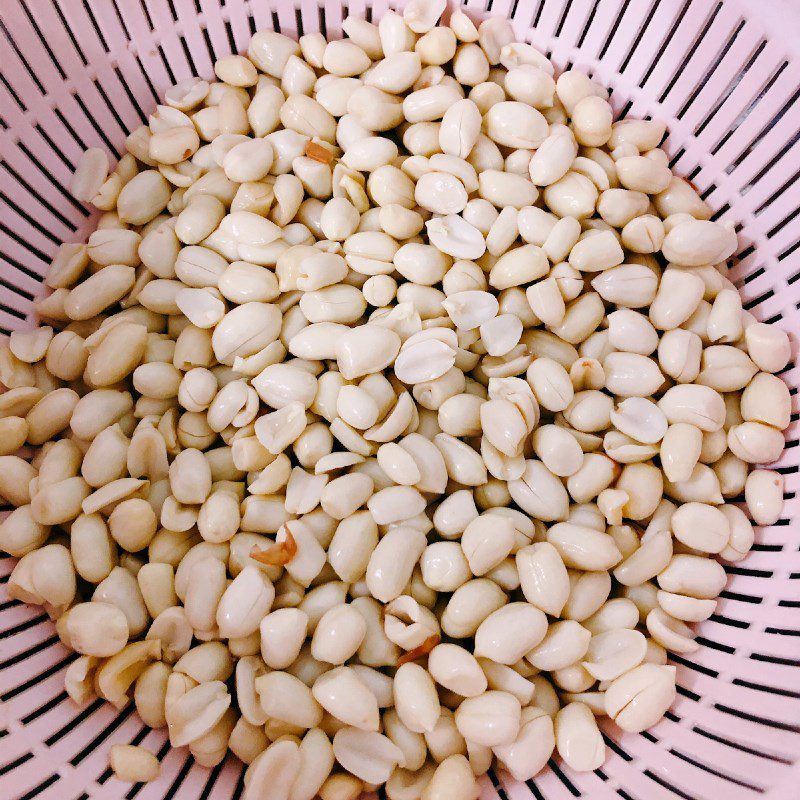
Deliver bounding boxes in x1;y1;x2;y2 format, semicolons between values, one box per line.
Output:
1;1;799;799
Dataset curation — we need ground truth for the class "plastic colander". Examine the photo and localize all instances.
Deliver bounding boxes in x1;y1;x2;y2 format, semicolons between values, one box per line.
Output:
1;1;798;798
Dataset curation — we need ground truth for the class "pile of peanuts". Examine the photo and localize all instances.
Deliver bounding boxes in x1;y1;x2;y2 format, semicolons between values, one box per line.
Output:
0;1;792;797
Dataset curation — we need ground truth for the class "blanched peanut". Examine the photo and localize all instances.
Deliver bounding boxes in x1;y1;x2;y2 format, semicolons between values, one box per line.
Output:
441;579;506;639
255;669;323;730
393;662;441;733
474;602;548;664
427;643;486;697
216;565;275;639
526;619;592;671
312;666;380;732
454;690;520;747
657;554;727;599
517;542;570;616
319;773;364;800
65;601;129;657
366;526;427;603
327;511;378;584
670;501;729;553
508;459;570;521
741;372;791;429
555;702;605;772
109;497;157;552
109;745;160;783
332;727;403;785
169;448;212;504
0;455;37;506
745;469;784;525
311;603;367;665
745;323;791;373
605;663;676;732
259;607;308;670
8;543;76;612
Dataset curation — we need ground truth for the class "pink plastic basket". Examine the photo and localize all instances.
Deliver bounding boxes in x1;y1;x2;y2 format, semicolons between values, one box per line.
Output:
1;1;799;799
